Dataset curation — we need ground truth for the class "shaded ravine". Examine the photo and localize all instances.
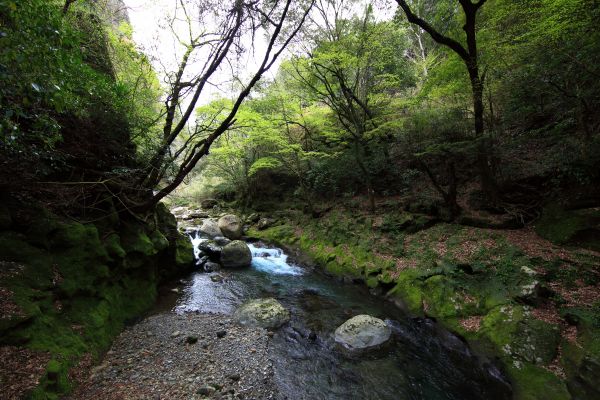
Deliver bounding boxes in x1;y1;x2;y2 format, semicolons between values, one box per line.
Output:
157;230;512;400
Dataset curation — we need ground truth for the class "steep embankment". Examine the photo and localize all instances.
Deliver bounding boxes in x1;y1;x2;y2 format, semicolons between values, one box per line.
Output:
0;201;193;399
247;206;600;400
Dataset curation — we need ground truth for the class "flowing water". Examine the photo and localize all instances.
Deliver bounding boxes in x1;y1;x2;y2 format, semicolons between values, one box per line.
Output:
164;230;512;400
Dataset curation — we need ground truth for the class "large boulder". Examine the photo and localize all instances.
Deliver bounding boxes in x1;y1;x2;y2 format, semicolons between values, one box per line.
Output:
234;298;290;329
334;315;392;353
199;219;222;238
218;214;243;239
220;240;252;268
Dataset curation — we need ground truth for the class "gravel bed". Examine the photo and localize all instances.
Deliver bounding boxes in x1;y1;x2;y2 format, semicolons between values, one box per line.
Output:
69;313;276;400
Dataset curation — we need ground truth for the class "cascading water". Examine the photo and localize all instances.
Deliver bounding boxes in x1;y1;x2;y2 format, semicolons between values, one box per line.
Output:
166;228;512;400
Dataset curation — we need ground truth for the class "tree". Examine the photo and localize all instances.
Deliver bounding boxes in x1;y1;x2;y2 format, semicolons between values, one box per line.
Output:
291;2;408;212
131;0;315;211
395;0;498;202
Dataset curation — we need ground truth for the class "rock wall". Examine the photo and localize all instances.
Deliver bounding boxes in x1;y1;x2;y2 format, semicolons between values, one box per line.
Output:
0;199;193;398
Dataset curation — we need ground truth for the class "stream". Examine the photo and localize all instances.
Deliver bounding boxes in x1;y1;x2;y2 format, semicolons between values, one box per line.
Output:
160;230;512;400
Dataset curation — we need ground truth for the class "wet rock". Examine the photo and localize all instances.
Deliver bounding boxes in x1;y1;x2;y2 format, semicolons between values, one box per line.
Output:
334;315;391;353
199;219;223;238
218;214;243;240
234;298;290;329
216;330;227;338
210;274;224;283
213;236;232;246
196;255;209;268
204;261;222;273
198;240;223;259
185;210;210;219
220;241;252;268
197;385;215;395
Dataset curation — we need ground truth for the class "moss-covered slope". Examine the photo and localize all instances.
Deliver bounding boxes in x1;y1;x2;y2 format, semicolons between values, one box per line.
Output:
247;208;600;400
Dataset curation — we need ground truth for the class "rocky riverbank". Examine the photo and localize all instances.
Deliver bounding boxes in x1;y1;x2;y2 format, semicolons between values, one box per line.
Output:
69;313;276;400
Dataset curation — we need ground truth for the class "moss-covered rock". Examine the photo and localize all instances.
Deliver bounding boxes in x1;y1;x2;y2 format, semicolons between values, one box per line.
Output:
535;205;600;251
174;233;194;267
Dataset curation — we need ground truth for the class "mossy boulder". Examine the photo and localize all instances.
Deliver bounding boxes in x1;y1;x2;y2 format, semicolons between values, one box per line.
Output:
156;202;178;237
481;305;560;364
535;205;600;251
120;224;156;257
174;233;194;267
220;240;252;268
234;298;290;329
103;233;126;260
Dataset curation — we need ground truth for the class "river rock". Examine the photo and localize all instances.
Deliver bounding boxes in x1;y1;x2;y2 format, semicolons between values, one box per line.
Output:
234;298;290;329
213;236;232;246
200;199;219;209
199;219;223;238
334;315;391;353
184;209;209;220
218;214;243;239
204;261;221;272
198;240;223;259
220;240;252;268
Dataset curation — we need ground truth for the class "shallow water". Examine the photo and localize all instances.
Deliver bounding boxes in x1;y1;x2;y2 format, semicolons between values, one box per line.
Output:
167;232;512;400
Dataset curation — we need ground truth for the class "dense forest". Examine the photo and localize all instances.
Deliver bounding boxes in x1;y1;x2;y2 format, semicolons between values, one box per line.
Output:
0;0;599;399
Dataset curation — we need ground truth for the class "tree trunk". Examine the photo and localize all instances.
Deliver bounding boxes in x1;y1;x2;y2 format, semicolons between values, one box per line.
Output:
469;69;499;203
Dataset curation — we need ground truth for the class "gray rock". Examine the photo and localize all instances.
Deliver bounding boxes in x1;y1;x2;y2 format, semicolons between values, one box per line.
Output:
199;219;223;238
204;261;221;272
213;236;232;246
210;274;224;282
334;315;391;353
220;240;252;268
184;209;209;220
234;298;290;329
198;240;223;258
218;214;243;240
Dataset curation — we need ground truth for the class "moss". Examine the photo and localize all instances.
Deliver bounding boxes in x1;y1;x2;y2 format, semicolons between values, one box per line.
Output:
481;305;560;364
247;224;296;245
150;229;169;252
534;205;580;244
507;362;570;400
388;271;425;315
174;233;194;267
103;233;126;259
120;223;156;256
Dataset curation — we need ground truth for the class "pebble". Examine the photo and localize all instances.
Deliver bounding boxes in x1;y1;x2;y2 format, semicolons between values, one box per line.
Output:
68;313;276;399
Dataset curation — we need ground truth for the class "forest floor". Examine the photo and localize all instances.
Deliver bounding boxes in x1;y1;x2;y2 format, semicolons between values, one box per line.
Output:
68;313;277;400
